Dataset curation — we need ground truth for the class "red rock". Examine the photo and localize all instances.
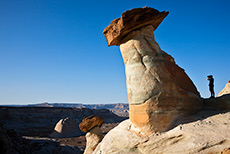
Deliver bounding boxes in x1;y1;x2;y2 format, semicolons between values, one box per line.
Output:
103;6;169;46
79;115;104;133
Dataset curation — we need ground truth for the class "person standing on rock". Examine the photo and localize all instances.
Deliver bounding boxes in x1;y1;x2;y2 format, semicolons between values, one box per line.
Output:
207;75;215;98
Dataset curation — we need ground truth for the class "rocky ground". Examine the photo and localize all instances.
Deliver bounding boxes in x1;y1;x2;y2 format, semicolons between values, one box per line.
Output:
93;109;230;154
2;107;230;154
2;103;230;154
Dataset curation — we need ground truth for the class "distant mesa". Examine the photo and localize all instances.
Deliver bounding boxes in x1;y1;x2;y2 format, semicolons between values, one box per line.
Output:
27;102;129;117
218;81;230;96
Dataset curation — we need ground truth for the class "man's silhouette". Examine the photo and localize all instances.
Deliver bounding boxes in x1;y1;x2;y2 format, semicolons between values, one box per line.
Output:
207;75;215;98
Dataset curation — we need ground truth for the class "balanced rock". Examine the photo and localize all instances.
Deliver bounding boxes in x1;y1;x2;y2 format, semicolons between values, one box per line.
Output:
103;6;169;46
218;81;230;96
79;115;104;154
103;7;203;134
49;117;80;138
79;115;104;132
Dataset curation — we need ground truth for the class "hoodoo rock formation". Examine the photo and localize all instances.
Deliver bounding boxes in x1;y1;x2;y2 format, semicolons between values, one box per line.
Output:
49;117;80;138
103;7;203;134
79;115;104;154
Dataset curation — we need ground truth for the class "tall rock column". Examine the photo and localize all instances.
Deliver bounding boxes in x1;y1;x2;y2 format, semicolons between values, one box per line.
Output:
103;7;203;135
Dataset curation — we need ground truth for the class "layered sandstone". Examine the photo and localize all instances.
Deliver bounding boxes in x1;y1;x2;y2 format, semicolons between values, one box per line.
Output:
103;7;203;134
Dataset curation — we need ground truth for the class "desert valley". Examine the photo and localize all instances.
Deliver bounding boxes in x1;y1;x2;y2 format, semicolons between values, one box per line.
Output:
0;104;128;153
1;6;230;154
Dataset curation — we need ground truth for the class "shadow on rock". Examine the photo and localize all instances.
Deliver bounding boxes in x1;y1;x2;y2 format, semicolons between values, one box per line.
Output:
172;94;230;128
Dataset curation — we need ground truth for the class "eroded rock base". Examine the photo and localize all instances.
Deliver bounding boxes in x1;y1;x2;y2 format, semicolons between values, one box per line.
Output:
84;126;103;154
93;111;230;154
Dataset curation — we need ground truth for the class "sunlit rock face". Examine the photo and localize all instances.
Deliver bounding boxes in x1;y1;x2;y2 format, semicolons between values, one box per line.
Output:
218;81;230;96
84;126;103;154
49;117;80;138
120;25;202;133
103;7;203;134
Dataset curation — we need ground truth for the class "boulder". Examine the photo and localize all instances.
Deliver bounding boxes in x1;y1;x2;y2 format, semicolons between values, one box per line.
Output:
103;6;169;46
103;7;203;134
49;117;81;138
219;81;230;96
79;115;104;133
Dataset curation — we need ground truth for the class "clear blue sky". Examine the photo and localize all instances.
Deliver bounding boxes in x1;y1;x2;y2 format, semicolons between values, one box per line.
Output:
0;0;230;105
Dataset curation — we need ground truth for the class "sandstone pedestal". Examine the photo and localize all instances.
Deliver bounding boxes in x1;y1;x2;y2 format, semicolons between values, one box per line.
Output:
103;7;203;135
84;126;103;154
79;115;104;154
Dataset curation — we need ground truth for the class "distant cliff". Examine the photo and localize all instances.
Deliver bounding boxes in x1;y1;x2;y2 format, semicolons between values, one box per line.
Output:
0;106;126;137
27;102;129;117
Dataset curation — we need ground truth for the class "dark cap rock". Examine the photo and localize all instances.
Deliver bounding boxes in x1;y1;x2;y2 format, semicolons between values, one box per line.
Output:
79;115;104;132
103;6;169;46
